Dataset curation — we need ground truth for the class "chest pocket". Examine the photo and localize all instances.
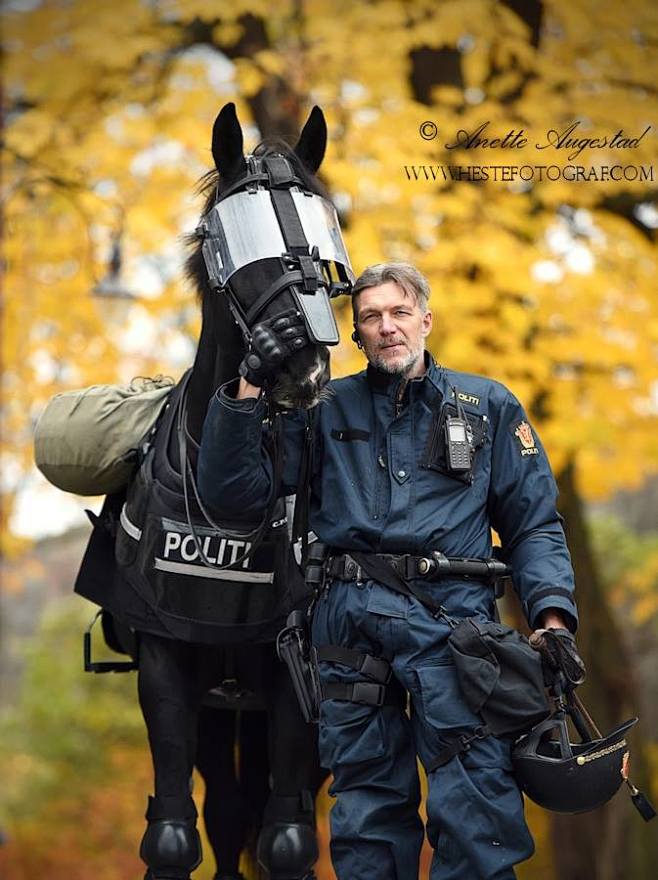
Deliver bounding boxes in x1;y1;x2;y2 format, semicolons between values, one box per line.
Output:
421;402;488;484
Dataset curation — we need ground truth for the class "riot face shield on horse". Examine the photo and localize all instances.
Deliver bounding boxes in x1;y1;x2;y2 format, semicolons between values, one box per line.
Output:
195;102;354;411
197;154;353;340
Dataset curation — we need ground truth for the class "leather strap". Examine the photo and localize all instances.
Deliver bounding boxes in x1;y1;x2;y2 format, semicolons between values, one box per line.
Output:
244;270;306;327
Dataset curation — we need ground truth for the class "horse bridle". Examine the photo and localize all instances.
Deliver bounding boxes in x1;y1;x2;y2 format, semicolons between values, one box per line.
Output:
188;153;353;569
196;153;354;345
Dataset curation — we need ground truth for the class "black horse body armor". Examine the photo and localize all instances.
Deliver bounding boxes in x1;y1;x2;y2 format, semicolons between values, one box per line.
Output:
75;375;293;645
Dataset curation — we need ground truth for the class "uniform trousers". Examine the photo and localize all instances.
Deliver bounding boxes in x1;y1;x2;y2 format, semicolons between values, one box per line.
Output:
312;576;535;880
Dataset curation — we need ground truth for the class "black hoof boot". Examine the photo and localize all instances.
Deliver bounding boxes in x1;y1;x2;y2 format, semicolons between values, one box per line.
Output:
140;796;202;880
257;791;319;880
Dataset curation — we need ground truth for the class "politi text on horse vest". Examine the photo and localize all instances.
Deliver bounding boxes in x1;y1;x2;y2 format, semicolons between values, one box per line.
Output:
162;530;253;569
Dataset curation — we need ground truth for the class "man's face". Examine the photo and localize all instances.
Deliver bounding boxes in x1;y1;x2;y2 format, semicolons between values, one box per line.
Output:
354;281;432;377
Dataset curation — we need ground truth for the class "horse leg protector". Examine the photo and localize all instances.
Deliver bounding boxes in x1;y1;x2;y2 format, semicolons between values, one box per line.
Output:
256;791;319;880
140;796;202;880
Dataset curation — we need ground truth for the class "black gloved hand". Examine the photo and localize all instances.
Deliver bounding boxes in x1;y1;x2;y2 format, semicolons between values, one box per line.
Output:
529;627;586;690
239;309;309;387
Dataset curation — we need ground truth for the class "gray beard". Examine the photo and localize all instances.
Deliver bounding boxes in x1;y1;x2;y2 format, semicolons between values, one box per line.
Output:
368;344;424;377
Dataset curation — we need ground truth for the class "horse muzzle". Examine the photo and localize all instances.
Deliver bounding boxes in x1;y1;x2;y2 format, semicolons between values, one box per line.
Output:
270;345;330;411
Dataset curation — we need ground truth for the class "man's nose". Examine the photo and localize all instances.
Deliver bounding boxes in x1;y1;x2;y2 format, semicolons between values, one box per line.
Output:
379;315;396;335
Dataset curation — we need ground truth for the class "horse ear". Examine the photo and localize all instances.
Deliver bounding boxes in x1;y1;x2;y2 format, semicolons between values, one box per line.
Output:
293;106;327;174
211;102;247;180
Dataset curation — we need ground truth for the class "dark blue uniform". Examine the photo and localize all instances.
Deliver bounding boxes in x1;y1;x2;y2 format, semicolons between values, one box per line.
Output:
198;355;577;880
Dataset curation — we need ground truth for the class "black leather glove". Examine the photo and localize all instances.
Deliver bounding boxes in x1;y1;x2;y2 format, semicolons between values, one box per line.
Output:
529;627;586;689
239;309;309;387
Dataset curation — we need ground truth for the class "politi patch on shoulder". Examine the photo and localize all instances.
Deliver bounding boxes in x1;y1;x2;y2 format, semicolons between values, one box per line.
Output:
457;391;480;407
513;420;539;456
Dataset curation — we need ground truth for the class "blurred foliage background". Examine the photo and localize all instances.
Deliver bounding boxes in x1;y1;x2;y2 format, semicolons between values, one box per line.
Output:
1;0;657;878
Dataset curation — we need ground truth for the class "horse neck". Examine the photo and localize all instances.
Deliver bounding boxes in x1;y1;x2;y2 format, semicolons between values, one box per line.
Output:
185;295;244;445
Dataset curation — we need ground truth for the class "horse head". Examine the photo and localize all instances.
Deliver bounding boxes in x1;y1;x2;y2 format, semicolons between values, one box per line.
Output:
187;102;352;411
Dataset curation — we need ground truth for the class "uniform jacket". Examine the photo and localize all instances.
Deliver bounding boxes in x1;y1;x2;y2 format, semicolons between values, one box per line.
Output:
198;354;577;631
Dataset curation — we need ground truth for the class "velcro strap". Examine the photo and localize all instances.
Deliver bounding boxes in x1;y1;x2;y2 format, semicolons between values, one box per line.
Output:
321;680;403;708
316;645;391;684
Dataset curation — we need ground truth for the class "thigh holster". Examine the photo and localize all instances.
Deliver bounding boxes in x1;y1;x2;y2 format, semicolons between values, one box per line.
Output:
316;645;405;708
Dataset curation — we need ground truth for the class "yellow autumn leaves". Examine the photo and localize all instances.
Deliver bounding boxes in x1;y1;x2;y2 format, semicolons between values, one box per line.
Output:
2;0;657;548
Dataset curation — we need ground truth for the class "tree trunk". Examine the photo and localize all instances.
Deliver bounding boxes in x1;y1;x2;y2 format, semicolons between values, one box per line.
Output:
549;460;656;880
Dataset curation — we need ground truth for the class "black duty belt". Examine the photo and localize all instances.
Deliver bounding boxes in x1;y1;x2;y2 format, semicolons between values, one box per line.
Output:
327;551;510;584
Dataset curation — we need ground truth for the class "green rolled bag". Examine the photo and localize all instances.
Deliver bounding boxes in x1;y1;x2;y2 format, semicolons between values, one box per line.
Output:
33;375;174;496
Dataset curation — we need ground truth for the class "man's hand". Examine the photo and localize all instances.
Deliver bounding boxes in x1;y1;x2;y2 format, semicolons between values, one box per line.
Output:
537;609;568;630
236;376;262;400
529;626;586;689
239;309;309;388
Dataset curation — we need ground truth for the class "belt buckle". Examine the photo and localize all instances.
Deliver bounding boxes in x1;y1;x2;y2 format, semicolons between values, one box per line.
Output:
360;654;392;684
345;555;363;585
352;681;385;707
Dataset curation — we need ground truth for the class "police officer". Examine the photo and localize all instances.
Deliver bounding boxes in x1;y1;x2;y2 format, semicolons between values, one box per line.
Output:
197;263;579;880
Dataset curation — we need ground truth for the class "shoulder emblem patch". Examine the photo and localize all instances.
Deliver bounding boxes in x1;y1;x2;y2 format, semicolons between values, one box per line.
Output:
514;421;539;456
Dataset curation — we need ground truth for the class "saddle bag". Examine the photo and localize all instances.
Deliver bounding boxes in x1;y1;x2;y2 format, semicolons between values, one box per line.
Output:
34;376;174;495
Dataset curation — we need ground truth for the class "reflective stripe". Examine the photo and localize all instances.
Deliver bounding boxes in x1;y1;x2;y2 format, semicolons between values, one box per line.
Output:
120;504;142;541
154;558;274;583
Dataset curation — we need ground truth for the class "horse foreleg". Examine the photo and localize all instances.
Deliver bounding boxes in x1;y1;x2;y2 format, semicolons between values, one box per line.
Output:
196;705;262;879
238;708;271;840
257;659;324;880
137;633;206;880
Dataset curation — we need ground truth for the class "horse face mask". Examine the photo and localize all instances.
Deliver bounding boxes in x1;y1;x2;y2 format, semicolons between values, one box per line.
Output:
197;112;354;347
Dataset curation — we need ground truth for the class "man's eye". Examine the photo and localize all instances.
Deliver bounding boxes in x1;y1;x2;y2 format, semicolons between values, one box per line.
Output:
395;310;411;317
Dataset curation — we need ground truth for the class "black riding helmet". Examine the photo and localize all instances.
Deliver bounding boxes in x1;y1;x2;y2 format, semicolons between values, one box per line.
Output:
512;710;637;814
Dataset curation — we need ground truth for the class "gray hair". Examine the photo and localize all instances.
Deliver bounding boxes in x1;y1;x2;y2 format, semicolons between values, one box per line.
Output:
351;262;431;316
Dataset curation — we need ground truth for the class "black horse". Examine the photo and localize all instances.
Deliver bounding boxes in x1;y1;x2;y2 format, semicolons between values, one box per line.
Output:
76;103;337;880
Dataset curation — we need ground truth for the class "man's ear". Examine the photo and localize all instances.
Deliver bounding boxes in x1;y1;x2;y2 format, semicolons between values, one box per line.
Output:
422;310;433;337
